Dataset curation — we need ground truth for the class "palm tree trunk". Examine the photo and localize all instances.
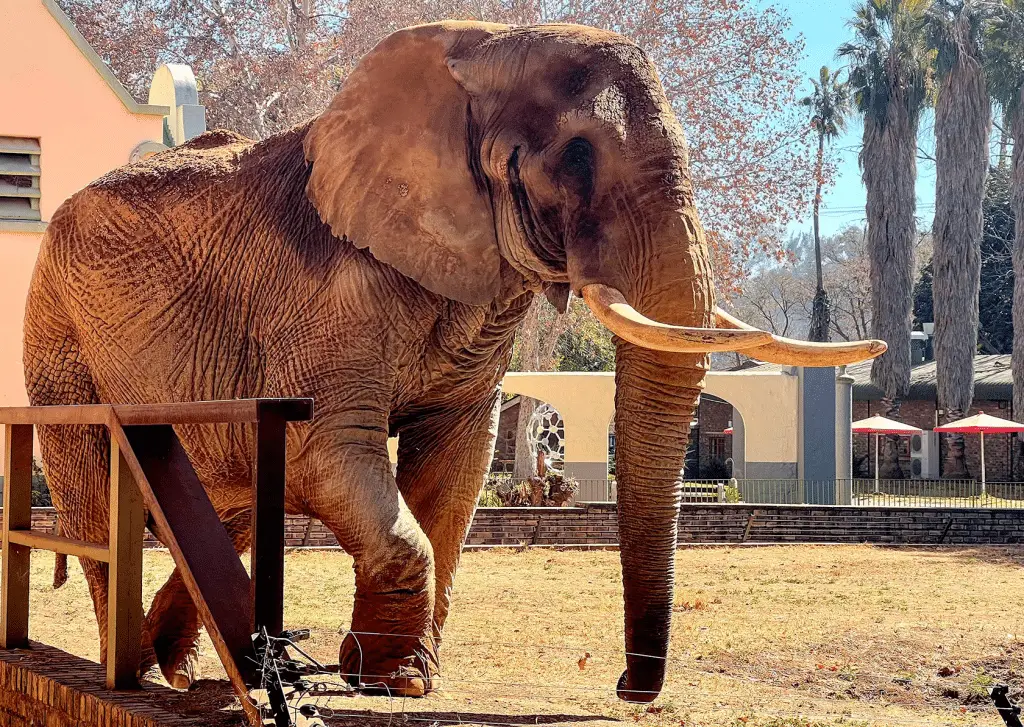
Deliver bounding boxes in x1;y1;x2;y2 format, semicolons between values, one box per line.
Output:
862;89;918;477
1011;94;1024;462
879;396;905;479
933;52;989;479
809;133;831;343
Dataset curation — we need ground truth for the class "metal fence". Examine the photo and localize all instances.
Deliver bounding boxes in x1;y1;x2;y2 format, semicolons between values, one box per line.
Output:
848;478;1024;508
541;477;1024;508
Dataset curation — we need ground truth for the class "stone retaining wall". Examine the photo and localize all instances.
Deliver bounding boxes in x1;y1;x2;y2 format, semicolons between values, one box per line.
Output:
13;504;1024;548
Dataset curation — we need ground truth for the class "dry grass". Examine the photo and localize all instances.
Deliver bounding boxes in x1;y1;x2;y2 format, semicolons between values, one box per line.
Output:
17;544;1024;726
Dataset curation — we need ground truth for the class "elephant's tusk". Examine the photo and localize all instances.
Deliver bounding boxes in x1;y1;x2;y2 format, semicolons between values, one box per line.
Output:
581;284;772;353
715;307;887;366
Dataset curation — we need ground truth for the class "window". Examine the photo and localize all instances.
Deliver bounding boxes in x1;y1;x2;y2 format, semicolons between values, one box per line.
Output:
0;137;41;224
707;434;726;461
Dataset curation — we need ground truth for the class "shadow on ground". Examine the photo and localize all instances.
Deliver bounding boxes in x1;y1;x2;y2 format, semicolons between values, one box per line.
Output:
320;711;618;726
885;544;1024;568
147;677;620;726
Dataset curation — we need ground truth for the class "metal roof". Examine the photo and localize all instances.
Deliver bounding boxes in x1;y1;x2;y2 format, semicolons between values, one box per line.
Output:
849;355;1012;401
736;355;1013;402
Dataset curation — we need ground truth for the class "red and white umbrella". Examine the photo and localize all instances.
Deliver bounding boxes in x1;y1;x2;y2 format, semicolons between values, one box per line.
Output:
722;426;733;435
851;416;923;490
935;411;1024;494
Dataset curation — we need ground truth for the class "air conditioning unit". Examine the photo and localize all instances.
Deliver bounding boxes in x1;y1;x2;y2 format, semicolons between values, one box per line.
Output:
909;431;940;479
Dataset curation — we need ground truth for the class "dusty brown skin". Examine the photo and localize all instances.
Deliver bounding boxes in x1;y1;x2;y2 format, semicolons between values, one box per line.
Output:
24;22;882;702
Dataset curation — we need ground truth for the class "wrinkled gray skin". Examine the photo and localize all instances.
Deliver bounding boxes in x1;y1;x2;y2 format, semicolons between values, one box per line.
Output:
24;22;712;701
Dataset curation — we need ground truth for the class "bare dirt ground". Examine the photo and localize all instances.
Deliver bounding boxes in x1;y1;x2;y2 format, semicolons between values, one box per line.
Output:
20;544;1024;726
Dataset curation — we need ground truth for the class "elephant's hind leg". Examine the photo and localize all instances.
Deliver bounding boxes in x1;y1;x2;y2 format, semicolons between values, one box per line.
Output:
394;393;502;683
144;509;252;689
24;299;154;672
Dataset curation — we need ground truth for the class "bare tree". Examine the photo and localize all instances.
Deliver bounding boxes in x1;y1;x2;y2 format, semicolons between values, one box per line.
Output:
730;268;809;337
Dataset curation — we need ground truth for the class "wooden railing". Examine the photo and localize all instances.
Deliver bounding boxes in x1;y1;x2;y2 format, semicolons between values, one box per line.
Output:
0;399;313;726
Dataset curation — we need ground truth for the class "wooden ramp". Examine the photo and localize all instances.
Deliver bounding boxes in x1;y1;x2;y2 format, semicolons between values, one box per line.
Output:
0;399;313;727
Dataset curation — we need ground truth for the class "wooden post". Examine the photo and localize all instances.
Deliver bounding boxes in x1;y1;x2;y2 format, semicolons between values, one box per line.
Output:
107;439;145;689
251;405;286;638
1;424;33;648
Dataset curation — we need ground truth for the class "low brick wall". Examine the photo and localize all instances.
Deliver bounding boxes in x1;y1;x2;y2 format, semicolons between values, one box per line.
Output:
12;504;1024;549
0;642;208;726
467;504;1024;546
675;504;1024;544
468;505;619;546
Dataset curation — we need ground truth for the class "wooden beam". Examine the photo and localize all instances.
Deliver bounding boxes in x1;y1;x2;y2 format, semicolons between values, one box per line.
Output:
0;399;313;426
6;530;109;562
0;404;113;426
1;424;33;648
108;421;259;716
251;403;287;638
106;440;144;689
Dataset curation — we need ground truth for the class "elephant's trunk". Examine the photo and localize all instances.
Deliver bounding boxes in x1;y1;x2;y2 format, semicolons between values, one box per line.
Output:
612;341;704;702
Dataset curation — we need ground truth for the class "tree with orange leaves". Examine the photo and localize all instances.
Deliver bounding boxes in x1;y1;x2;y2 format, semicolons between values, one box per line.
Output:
61;0;820;289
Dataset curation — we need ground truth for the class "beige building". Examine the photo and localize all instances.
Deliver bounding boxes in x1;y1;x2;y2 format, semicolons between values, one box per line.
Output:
500;369;854;501
0;0;204;408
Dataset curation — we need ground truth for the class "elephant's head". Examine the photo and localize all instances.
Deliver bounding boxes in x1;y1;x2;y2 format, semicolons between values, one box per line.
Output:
305;21;885;702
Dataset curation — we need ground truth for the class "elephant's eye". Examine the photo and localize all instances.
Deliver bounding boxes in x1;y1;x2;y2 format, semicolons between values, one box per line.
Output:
559;137;595;201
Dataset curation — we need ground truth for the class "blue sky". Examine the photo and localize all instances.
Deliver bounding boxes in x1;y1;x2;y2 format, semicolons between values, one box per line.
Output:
776;0;937;238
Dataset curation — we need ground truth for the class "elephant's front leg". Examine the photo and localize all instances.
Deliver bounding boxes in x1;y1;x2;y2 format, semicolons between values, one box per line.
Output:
304;409;436;697
396;392;502;655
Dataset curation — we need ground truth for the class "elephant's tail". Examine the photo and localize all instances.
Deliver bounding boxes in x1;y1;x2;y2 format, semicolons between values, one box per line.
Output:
52;519;68;589
53;553;68;589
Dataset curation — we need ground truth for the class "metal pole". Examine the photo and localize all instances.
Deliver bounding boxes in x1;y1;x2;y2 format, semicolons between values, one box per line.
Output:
874;433;880;494
981;431;987;498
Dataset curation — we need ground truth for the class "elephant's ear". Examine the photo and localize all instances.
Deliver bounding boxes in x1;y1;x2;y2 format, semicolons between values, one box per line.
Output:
304;22;508;305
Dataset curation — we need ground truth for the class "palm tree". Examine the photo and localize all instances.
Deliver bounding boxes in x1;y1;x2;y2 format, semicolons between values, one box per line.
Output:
840;0;933;478
988;0;1024;461
800;67;851;342
926;0;992;478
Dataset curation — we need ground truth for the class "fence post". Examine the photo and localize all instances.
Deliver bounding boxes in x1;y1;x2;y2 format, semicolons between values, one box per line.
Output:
1;424;33;648
107;439;145;688
251;405;286;639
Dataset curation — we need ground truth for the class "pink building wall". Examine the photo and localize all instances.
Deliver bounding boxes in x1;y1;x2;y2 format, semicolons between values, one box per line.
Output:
0;0;166;407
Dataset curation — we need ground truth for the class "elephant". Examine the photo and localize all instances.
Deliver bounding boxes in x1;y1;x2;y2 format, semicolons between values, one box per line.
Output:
23;21;885;702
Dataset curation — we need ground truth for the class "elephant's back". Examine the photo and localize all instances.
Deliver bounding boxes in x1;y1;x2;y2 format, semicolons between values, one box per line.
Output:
27;128;322;404
37;129;256;280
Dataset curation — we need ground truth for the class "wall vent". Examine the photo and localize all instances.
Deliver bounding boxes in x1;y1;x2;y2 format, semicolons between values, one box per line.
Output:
0;137;41;223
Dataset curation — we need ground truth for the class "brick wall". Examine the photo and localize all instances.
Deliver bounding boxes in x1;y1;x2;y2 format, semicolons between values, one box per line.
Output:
697;397;732;477
493;398;520;471
468;505;619;546
0;642;204;726
15;504;1024;550
853;399;1016;481
465;503;1024;546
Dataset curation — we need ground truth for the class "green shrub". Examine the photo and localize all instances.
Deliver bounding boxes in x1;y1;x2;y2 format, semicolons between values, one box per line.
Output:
477;488;502;507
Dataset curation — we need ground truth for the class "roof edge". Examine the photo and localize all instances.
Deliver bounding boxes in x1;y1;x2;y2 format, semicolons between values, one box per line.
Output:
42;0;170;117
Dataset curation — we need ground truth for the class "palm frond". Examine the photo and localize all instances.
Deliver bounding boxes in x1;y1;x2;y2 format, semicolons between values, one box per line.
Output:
926;0;991;82
839;0;935;125
800;65;852;140
986;0;1024;110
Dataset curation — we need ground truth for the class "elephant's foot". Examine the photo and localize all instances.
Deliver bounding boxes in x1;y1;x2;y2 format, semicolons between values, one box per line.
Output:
162;660;198;691
339;631;440;697
155;637;200;690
